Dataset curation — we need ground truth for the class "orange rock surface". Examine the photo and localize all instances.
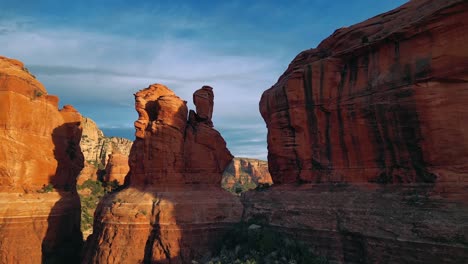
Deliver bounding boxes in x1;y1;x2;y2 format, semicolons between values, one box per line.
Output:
260;0;468;189
104;152;129;184
84;84;242;263
193;86;214;126
0;56;83;263
249;0;468;263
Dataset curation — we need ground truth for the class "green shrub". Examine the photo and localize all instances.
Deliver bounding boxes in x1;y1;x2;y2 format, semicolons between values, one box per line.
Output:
103;179;120;193
78;179;104;195
37;183;54;193
207;222;328;264
78;179;106;234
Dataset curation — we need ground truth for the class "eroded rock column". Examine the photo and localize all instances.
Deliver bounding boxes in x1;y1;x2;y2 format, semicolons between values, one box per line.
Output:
84;84;242;264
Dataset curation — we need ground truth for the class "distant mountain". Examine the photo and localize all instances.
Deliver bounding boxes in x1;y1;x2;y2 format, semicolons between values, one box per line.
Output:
78;117;132;184
222;157;272;193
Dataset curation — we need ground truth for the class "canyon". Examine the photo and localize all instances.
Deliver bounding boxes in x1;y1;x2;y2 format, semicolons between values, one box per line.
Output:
0;0;467;263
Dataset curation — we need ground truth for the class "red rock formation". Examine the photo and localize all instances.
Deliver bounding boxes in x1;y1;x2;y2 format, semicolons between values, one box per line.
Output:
248;0;468;263
104;151;129;185
260;0;468;189
193;86;214;126
0;56;83;263
222;158;273;191
84;84;241;263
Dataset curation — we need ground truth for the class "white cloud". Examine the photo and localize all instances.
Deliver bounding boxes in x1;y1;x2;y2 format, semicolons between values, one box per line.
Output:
0;22;279;159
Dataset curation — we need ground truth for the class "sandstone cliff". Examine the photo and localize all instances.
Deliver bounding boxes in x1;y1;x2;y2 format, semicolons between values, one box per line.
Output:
245;0;468;263
260;0;468;187
222;158;272;193
83;84;242;263
79;117;132;184
0;56;83;263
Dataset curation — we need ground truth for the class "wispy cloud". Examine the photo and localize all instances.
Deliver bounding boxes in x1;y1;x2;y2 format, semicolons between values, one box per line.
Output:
0;0;409;160
0;22;278;159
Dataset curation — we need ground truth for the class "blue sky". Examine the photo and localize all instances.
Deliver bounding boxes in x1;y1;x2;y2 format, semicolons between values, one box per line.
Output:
0;0;407;159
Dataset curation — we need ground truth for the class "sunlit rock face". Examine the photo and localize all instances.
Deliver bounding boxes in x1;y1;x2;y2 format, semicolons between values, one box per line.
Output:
84;84;242;264
261;0;468;186
222;158;273;192
247;0;468;263
78;117;132;184
0;56;83;263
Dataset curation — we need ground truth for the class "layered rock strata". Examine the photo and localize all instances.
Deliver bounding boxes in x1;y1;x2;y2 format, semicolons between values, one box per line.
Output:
260;0;468;187
243;184;468;264
0;56;83;263
84;84;242;263
248;0;468;263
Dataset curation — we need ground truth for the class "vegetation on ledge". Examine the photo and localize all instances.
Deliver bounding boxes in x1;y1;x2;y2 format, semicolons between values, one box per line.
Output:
77;179;119;236
202;222;328;264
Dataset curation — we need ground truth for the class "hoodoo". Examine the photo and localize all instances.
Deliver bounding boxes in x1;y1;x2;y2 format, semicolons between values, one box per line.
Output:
84;84;242;263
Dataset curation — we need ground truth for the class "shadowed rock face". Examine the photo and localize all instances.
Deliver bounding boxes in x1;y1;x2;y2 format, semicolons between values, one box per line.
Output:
0;56;83;263
84;84;241;264
260;0;468;188
247;0;468;263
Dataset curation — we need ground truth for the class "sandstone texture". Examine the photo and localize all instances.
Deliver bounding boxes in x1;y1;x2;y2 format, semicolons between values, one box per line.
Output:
260;0;468;188
104;152;130;185
79;117;132;184
243;184;468;264
222;158;272;192
249;0;468;263
84;84;242;263
0;56;83;263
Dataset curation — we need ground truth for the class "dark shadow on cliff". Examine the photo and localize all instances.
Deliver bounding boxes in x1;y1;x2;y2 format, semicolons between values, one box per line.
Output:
42;122;84;264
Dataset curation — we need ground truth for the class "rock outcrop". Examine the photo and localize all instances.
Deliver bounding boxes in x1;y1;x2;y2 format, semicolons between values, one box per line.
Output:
222;158;272;192
260;0;468;188
84;84;242;263
78;117;132;184
0;56;83;263
104;152;130;185
246;0;468;263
